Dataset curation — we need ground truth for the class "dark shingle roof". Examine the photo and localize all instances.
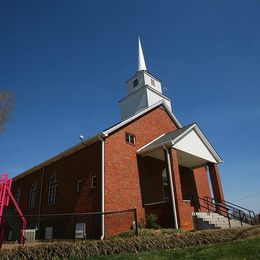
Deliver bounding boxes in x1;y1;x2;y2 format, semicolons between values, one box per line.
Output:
145;123;195;149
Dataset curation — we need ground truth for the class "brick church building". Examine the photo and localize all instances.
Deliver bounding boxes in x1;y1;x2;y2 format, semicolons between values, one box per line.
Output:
11;38;225;239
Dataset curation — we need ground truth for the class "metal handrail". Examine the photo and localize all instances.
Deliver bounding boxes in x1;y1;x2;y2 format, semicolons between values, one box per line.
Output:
204;196;255;216
191;195;256;227
204;196;256;225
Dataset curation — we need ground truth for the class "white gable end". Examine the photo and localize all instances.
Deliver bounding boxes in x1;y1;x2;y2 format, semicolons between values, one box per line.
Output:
173;129;217;163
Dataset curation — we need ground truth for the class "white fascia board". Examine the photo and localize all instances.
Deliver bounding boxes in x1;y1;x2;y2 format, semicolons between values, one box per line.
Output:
137;140;173;155
192;125;223;163
171;124;196;144
145;85;171;102
137;133;166;153
137;123;223;164
103;100;182;136
13;134;101;181
119;85;171;103
172;124;223;163
137;125;196;155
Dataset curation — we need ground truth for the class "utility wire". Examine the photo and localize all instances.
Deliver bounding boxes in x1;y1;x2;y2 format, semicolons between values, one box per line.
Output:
233;191;260;202
215;0;260;63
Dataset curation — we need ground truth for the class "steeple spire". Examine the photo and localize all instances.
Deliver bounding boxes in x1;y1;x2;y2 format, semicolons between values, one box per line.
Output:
138;36;147;71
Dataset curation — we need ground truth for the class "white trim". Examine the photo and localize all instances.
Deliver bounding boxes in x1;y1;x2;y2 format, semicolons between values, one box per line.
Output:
136;133;166;153
164;147;179;229
172;124;222;163
104;100;182;136
125;70;162;84
193;125;223;163
138;123;222;163
14;101;181;182
13;135;101;181
119;85;171;103
137;140;172;155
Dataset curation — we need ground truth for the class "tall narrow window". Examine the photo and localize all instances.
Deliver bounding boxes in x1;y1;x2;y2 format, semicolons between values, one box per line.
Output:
151;79;155;86
162;169;170;199
15;188;21;204
48;174;58;205
29;182;37;210
91;175;97;189
76;179;82;193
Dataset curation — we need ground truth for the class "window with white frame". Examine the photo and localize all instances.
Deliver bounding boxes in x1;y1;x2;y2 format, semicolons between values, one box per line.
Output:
15;188;21;204
91;175;97;189
75;223;86;239
28;182;37;210
162;169;170;199
76;179;82;193
48;174;58;205
125;132;136;145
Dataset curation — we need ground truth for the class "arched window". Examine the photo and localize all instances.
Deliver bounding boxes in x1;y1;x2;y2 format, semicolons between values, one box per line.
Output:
162;169;170;199
48;174;58;205
29;182;36;209
28;182;37;210
15;188;21;204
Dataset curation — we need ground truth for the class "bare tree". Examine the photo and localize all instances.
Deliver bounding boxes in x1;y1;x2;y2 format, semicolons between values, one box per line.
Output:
0;90;14;133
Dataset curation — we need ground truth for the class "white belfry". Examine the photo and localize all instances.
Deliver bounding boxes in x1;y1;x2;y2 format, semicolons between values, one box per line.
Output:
138;36;147;71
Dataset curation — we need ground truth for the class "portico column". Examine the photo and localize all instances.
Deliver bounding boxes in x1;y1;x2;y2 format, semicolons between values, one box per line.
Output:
208;163;225;203
168;148;193;230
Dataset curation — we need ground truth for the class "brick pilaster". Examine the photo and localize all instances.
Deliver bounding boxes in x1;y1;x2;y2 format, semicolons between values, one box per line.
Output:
169;148;193;230
208;163;225;202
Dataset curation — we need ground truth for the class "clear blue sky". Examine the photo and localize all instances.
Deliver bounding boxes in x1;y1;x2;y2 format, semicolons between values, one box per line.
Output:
0;0;259;212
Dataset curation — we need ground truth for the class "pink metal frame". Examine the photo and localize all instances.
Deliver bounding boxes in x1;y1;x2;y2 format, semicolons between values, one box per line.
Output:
0;174;27;248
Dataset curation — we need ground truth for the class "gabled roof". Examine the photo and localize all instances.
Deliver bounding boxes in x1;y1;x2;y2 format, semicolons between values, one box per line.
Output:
137;123;223;163
13;101;181;181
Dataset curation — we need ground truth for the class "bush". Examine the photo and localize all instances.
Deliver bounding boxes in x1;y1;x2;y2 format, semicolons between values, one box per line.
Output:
0;225;259;259
146;214;158;229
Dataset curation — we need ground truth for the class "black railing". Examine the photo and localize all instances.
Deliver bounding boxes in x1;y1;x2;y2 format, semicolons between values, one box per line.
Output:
204;196;256;226
191;195;256;227
1;208;138;245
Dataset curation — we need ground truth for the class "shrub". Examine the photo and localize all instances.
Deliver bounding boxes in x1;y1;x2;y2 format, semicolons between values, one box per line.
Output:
146;214;158;229
0;225;259;259
138;218;146;229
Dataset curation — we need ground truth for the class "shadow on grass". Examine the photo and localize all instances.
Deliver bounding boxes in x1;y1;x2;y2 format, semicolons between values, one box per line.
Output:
80;236;260;260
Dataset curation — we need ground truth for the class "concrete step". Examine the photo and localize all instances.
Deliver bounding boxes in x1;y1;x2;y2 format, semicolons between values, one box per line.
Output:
193;212;252;230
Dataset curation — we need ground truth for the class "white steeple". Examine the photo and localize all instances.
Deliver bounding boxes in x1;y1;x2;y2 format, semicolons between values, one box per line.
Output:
119;37;172;120
138;36;147;71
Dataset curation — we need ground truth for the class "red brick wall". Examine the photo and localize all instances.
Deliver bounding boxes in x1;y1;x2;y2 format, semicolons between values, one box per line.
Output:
12;169;42;215
138;156;167;204
11;142;102;238
144;201;173;228
10;104;222;236
104;106;178;233
12;141;102;215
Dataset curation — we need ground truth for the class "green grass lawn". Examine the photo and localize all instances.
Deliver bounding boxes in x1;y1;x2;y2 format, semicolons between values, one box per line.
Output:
84;236;260;260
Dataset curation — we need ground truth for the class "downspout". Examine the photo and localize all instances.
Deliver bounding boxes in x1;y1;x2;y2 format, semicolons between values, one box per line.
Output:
37;166;45;233
163;146;179;229
99;136;105;240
